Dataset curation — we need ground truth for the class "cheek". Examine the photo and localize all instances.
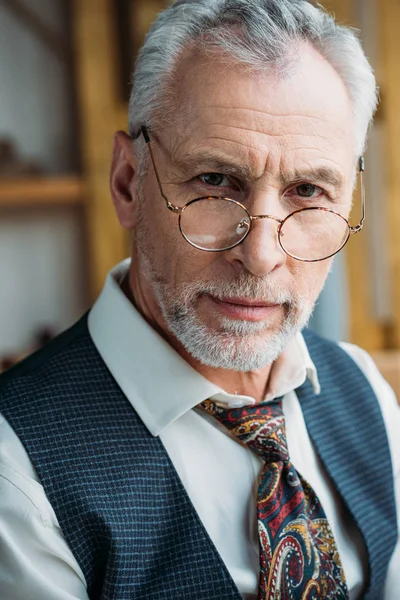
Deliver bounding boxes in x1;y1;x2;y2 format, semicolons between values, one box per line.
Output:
137;183;217;284
288;259;332;301
138;180;180;261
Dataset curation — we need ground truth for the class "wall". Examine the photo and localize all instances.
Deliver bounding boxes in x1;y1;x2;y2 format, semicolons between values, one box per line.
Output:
310;0;385;343
0;0;87;356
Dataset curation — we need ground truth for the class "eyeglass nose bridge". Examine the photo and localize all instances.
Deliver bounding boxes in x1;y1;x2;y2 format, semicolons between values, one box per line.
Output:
238;213;284;240
250;214;283;225
237;213;286;249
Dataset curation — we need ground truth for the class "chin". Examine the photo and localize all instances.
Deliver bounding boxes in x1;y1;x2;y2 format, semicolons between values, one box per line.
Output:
170;312;301;372
151;276;312;370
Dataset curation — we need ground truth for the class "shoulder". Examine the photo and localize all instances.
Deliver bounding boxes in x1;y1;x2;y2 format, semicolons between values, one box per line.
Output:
305;332;400;479
0;412;88;598
302;328;374;385
0;313;92;396
340;341;400;478
339;341;398;409
0;411;57;523
302;330;400;439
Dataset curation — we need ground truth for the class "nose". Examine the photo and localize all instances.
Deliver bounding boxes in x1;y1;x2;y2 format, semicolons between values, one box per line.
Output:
225;214;287;277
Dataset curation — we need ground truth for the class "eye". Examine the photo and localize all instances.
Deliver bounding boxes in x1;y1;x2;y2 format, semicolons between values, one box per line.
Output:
295;183;321;198
199;173;230;187
285;182;331;201
284;182;331;205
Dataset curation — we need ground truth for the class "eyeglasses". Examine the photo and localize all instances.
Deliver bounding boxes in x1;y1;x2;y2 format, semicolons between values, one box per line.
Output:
135;126;365;262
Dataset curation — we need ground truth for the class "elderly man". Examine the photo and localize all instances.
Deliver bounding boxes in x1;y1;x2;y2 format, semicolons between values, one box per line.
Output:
0;0;399;598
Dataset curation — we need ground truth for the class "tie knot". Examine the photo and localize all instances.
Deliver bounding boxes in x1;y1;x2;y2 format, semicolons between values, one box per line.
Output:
200;399;289;463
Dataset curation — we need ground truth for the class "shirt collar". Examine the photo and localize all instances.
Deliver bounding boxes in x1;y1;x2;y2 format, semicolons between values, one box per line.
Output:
88;260;320;436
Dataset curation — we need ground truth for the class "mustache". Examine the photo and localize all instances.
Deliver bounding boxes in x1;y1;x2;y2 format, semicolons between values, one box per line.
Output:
179;274;301;308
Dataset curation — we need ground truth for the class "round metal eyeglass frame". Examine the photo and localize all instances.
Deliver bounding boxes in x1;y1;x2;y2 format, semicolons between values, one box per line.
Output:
134;126;366;263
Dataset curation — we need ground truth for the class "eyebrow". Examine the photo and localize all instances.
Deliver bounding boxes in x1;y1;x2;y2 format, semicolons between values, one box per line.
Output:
283;167;344;190
174;153;344;190
174;154;255;180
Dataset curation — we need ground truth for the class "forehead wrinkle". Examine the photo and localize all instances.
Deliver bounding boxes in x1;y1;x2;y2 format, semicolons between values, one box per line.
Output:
204;108;351;140
206;103;344;124
207;104;344;126
211;124;336;143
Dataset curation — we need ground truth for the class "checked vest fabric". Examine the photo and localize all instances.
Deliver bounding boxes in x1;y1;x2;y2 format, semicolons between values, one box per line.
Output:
0;315;397;599
201;398;349;600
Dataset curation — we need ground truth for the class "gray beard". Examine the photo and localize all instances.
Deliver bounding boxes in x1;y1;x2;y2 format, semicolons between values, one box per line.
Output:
165;302;308;371
138;246;314;372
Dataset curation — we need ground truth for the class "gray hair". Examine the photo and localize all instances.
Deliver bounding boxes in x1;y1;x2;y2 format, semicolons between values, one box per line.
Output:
129;0;378;156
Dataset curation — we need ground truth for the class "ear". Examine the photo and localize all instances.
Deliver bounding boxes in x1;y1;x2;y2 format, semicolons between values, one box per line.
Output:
110;131;140;229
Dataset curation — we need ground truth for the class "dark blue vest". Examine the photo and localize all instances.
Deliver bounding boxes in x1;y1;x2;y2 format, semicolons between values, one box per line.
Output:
0;316;397;599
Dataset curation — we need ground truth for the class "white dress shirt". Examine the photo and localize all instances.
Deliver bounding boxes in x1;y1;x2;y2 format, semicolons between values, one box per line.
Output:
0;259;399;600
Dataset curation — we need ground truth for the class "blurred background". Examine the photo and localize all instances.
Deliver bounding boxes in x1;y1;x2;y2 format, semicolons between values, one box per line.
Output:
0;0;399;395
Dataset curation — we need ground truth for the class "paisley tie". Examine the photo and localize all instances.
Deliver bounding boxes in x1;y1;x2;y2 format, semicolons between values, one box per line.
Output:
200;398;349;599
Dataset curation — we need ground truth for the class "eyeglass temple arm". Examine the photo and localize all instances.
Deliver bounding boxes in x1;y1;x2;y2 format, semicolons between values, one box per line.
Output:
350;156;366;234
134;126;181;214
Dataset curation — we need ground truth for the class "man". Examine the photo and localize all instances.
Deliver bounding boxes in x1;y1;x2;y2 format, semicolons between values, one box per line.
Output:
0;0;399;598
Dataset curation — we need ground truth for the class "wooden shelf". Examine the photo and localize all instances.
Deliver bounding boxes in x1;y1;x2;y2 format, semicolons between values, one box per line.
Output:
0;176;85;208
